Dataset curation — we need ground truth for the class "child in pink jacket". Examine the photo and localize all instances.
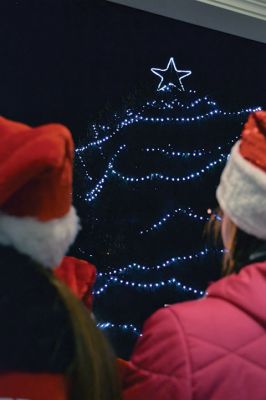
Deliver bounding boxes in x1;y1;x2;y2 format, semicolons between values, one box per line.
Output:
120;111;266;400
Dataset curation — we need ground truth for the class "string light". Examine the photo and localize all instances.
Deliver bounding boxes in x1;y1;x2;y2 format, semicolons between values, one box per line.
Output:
75;106;261;153
97;322;141;336
94;276;205;297
141;95;217;112
86;147;228;202
77;154;93;181
86;144;126;202
81;136;238;201
97;248;224;278
110;153;227;183
139;207;209;235
143;137;238;159
144;147;213;158
81;135;239;203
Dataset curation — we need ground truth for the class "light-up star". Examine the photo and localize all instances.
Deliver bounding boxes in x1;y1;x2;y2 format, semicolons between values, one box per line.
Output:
151;57;192;92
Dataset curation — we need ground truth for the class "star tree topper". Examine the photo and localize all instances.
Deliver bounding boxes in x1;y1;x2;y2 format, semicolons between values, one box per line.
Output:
151;57;192;92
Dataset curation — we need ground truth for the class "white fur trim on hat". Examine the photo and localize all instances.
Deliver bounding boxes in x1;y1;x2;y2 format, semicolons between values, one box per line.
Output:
216;141;266;240
0;206;80;268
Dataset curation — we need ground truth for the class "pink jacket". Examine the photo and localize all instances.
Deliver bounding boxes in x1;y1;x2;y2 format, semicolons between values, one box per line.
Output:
121;261;266;400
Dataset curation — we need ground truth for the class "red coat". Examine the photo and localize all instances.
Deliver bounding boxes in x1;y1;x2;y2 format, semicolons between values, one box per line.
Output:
121;261;266;400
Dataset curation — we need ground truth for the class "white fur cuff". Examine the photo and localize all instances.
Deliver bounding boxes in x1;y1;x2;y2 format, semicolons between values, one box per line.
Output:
0;206;80;268
216;141;266;240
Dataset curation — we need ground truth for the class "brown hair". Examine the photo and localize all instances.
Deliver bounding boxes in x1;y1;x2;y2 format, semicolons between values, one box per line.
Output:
206;208;265;276
45;270;121;400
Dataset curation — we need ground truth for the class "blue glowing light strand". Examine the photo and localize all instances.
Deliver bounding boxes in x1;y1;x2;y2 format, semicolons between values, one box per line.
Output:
77;154;93;181
75;106;261;153
139;207;224;236
79;138;238;201
86;151;227;202
94;275;205;297
139;207;209;235
138;92;215;113
141;95;217;112
97;322;141;336
143;136;238;159
144;147;207;158
111;153;227;184
137;108;259;123
97;248;218;279
91;124;108;154
86;144;126;202
151;57;192;92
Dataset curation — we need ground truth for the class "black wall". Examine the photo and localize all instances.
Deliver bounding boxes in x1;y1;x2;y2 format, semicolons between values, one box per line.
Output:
0;0;265;141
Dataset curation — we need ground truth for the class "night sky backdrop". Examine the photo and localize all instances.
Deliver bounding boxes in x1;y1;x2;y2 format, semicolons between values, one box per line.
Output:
0;0;265;358
0;0;265;134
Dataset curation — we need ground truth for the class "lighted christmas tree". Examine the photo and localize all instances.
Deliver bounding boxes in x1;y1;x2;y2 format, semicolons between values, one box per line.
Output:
74;58;261;357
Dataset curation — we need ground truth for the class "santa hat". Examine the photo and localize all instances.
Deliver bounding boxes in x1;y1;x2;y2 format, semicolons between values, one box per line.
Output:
216;111;266;240
0;116;80;268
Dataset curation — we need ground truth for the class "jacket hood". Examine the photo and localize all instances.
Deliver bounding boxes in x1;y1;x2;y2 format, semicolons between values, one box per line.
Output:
207;261;266;325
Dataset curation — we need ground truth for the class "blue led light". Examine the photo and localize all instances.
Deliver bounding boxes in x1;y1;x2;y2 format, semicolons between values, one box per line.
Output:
96;248;226;279
77;154;93;181
97;322;141;336
110;153;227;184
75;106;261;153
139;207;209;235
94;275;205;297
85;147;229;202
143;137;238;159
85;144;126;202
142;95;218;112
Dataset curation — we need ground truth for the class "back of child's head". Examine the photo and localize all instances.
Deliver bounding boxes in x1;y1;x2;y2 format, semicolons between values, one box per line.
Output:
0;117;121;400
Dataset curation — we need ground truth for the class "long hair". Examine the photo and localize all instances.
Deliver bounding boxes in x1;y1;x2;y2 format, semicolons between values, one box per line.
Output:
206;208;266;276
0;246;121;400
44;269;122;400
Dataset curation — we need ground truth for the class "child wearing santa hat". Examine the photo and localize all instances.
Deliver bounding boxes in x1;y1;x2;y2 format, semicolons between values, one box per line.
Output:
120;111;266;400
0;117;121;400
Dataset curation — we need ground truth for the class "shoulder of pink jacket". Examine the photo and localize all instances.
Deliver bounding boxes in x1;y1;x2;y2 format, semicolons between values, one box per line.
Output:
121;306;192;400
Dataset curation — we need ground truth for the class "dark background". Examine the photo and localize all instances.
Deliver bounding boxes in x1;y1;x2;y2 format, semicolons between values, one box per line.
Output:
0;0;265;138
1;0;265;357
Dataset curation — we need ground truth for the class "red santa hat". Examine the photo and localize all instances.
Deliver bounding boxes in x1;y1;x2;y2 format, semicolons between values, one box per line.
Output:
216;111;266;240
0;116;80;268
